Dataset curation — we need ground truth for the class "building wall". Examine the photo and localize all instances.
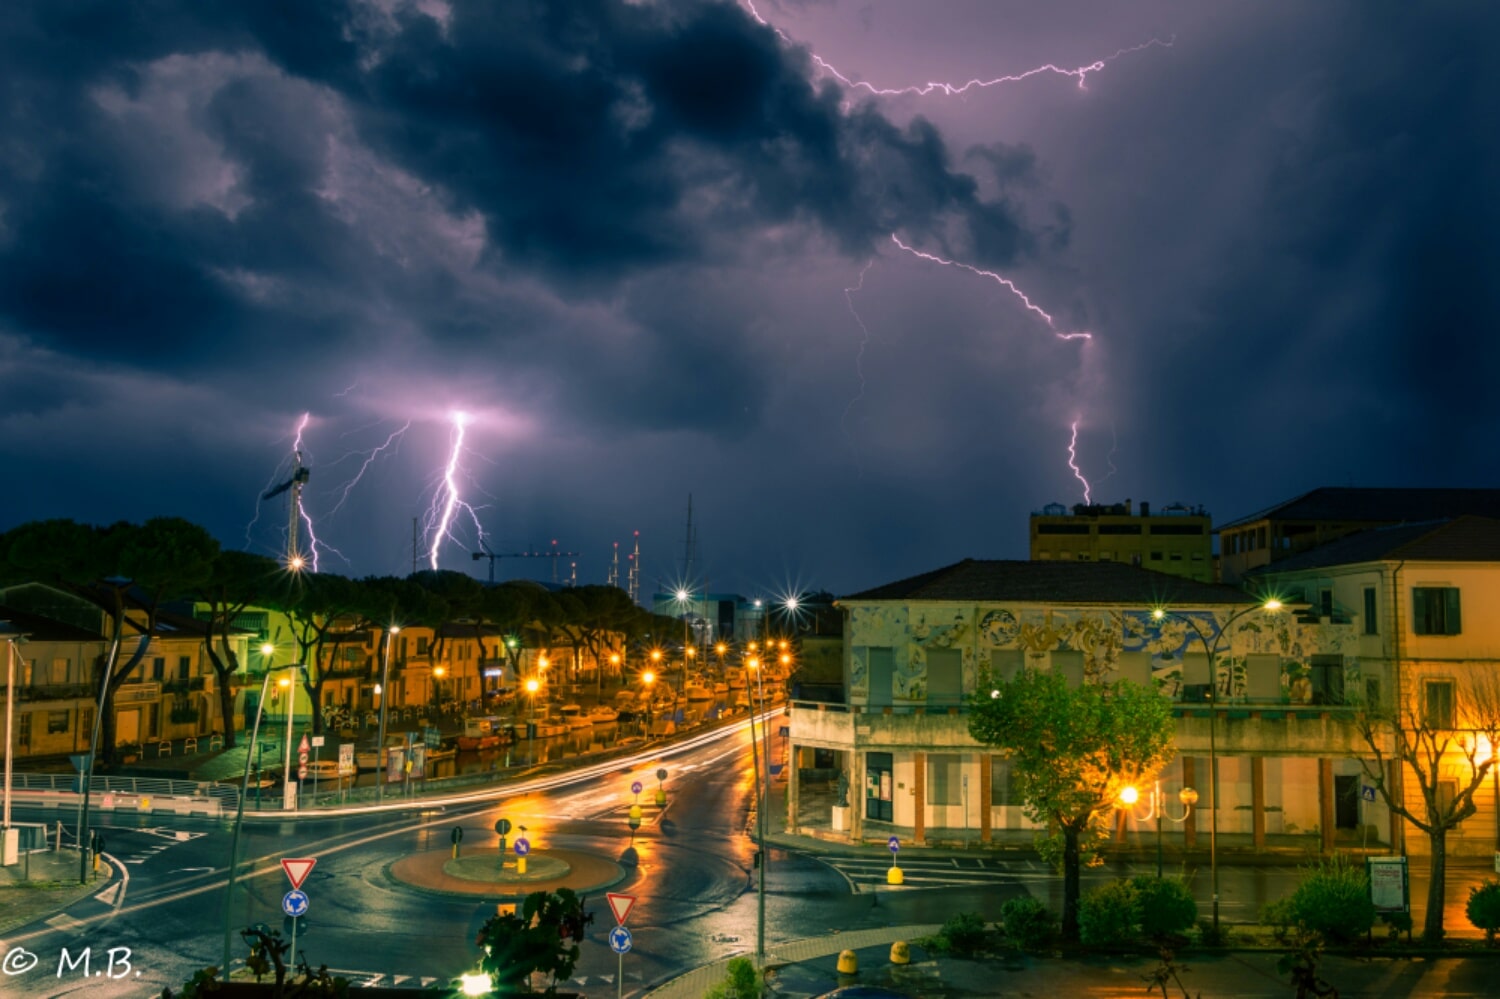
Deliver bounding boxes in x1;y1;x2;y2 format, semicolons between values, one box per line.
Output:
1030;506;1212;583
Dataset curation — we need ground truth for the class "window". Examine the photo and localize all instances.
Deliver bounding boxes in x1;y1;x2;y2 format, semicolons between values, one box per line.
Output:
178;655;191;680
1412;587;1461;635
1037;523;1091;535
1425;680;1455;729
927;754;963;806
1363;677;1382;710
1309;655;1345;705
1099;523;1142;535
1053;650;1085;686
926;649;963;706
1437;780;1457;815
1319;589;1334;618
990;757;1013;806
1149;523;1205;536
1150;551;1164;562
1363;587;1379;635
417;636;430;656
47;710;70;734
1169;552;1183;561
18;713;31;747
989;649;1025;684
1098;550;1113;561
151;657;166;681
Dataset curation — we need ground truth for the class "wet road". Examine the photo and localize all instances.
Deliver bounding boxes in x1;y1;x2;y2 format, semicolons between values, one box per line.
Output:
5;724;1498;997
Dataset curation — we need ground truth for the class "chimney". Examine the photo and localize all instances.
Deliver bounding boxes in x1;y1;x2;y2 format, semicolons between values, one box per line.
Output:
1140;501;1150;517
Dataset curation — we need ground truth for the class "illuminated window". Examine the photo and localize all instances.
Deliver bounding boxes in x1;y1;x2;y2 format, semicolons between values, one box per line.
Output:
47;710;70;734
1424;680;1455;729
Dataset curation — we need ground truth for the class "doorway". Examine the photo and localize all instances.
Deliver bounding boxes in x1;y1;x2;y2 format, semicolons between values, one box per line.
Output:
116;708;141;746
865;751;893;823
1334;775;1361;829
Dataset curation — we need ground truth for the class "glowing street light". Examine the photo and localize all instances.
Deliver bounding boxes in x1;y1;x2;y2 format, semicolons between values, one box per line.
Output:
525;676;541;765
1118;781;1200;878
377;625;400;803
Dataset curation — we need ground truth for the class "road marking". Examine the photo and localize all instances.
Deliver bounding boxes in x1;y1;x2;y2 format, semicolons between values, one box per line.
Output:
93;883;122;906
45;914;83;931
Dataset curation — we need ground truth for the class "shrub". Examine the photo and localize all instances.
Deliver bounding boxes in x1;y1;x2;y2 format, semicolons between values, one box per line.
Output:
1079;880;1137;948
1001;896;1057;952
923;911;992;957
1379;909;1412;940
705;956;759;999
1287;855;1375;945
1261;896;1297;944
1132;876;1198;942
1467;881;1500;945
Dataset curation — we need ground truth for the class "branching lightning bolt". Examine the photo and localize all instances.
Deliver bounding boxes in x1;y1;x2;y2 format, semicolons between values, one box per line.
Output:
328;421;411;515
840;259;876;450
1068;419;1092;505
743;2;1172;96
889;234;1090;340
425;412;486;571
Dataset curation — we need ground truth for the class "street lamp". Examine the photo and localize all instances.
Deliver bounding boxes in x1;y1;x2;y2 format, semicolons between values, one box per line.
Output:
1118;781;1199;878
525;677;540;764
1152;598;1285;936
222;657;306;971
278;676;297;810
377;625;400;802
1;625;28;867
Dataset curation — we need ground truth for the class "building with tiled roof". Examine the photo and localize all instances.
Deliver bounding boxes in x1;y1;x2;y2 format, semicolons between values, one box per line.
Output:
1218;487;1500;583
788;557;1364;855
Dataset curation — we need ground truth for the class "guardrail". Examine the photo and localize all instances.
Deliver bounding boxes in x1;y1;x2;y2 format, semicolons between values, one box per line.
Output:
8;772;234;817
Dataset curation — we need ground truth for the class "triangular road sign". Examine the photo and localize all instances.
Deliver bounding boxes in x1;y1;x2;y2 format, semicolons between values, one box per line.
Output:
281;857;316;890
606;892;635;925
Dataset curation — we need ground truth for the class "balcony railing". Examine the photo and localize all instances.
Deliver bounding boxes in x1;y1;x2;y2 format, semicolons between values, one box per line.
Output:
0;683;95;702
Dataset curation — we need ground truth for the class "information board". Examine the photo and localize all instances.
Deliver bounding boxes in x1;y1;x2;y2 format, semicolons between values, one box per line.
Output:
1367;856;1409;913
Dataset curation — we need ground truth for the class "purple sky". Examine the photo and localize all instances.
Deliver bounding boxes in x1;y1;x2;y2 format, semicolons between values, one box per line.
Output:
1;0;1496;596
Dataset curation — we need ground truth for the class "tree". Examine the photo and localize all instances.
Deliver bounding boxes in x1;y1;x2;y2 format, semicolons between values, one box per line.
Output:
268;572;370;736
199;551;282;749
1355;670;1500;942
474;888;592;994
969;668;1175;941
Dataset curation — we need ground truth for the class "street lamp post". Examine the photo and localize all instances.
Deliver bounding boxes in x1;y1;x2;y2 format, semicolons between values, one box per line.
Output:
377;626;399;802
1;627;27;867
525;677;540;765
745;654;767;963
1120;782;1199;878
280;675;298;811
1153;598;1284;936
222;657;306;971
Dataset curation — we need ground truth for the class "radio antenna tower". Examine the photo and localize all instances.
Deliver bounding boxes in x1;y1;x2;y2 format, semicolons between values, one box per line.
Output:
608;542;621;589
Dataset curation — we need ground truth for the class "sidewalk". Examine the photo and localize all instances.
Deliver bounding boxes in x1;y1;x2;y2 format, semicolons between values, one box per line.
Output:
0;847;113;936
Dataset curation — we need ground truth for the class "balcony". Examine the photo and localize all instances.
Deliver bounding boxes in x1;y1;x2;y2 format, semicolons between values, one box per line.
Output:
0;683;95;702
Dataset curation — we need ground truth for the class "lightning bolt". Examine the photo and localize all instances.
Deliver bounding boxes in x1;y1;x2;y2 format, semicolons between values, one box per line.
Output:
425;411;486;570
1067;419;1092;505
743;2;1172;96
840;259;876;451
1096;423;1120;488
889;234;1090;340
328;420;411;515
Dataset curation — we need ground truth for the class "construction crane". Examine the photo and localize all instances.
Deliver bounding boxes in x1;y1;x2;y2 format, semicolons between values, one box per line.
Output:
261;452;311;571
472;538;580;584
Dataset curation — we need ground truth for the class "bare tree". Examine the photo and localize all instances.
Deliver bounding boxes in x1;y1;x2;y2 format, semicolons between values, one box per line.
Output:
1356;668;1500;941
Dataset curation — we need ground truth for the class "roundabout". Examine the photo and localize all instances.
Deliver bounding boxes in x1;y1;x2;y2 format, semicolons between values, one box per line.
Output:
386;847;628;900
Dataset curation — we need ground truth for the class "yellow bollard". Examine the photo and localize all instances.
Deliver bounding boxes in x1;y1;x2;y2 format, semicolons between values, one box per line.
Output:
629;804;643;821
836;949;858;975
889;940;910;965
887;865;904;885
655;788;666;806
517;855;527;875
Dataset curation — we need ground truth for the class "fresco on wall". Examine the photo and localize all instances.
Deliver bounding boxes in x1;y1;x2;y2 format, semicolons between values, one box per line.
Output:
847;601;1357;705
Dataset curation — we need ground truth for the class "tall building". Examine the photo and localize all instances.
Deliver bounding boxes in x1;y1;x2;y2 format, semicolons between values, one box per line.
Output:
1030;499;1212;583
1217;487;1500;583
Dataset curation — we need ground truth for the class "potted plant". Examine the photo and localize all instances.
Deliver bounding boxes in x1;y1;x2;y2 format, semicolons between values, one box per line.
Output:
832;770;851;833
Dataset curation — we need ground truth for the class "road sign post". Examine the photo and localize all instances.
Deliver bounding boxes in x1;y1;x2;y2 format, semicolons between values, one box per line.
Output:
281;889;309;970
608;923;633;999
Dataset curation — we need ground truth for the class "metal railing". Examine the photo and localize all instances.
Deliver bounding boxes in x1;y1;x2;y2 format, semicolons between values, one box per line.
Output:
9;772;238;807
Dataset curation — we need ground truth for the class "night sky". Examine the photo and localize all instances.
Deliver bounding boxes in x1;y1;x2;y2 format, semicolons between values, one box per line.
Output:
2;0;1496;597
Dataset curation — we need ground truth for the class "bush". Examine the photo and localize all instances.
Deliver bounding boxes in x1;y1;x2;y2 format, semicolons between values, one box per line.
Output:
1287;855;1375;945
1467;881;1500;945
923;911;992;957
705;956;759;999
1132;876;1198;942
1001;896;1057;952
1261;896;1297;944
1079;880;1137;948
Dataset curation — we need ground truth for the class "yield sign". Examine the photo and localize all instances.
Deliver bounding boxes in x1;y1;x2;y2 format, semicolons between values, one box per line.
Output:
606;892;636;925
281;857;317;890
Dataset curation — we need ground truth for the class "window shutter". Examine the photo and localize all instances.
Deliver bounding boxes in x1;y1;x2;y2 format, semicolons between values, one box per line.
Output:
1445;588;1461;634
